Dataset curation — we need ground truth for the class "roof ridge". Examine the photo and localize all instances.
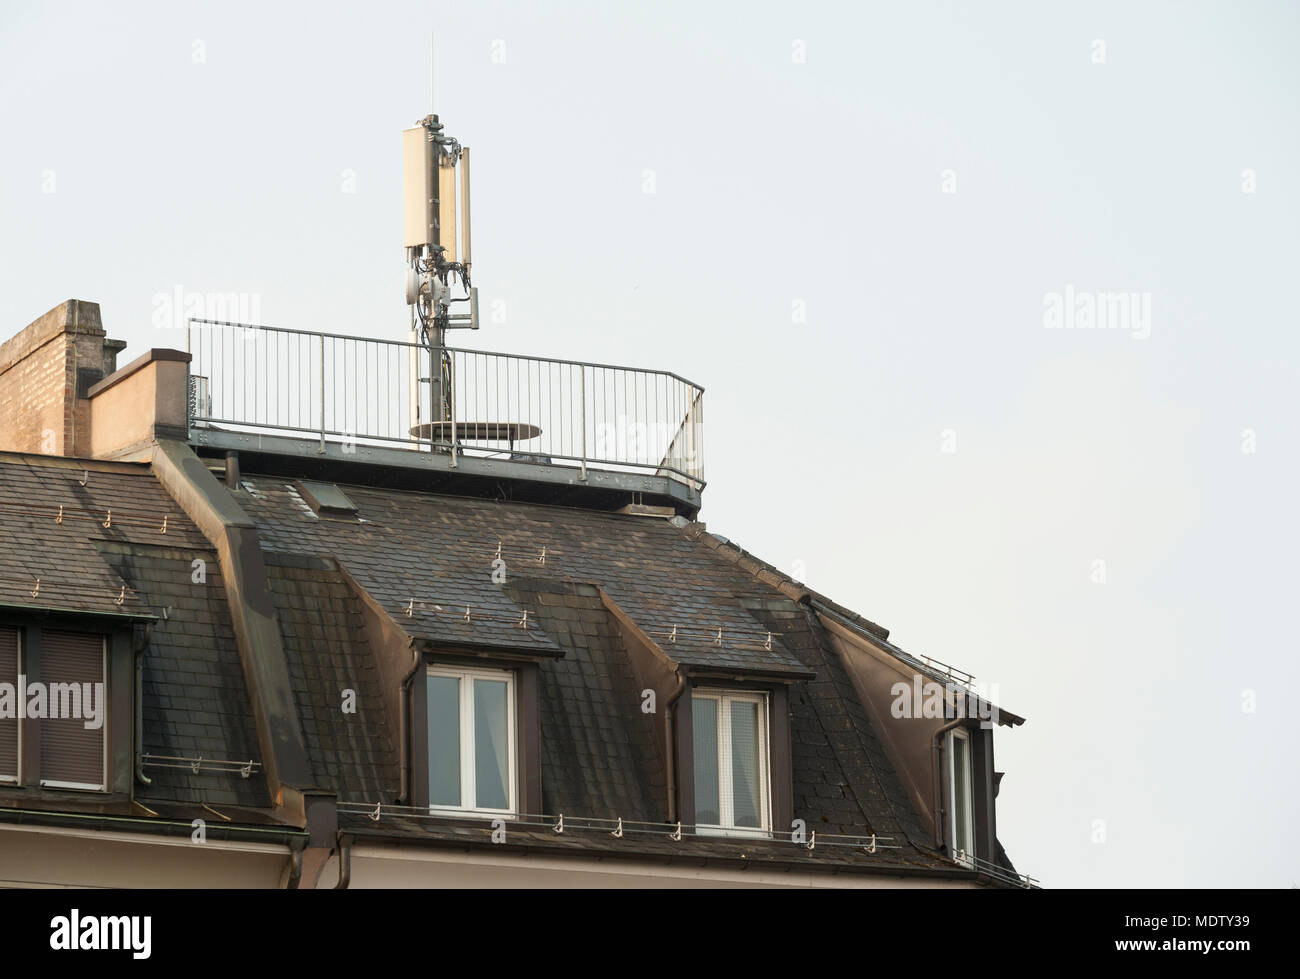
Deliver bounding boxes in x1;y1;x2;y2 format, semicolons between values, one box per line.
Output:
0;450;152;475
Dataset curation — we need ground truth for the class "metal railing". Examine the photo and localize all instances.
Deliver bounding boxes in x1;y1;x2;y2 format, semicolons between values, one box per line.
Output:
186;319;705;490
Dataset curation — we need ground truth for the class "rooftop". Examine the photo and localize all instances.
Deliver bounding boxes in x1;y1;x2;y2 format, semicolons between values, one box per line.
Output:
186;318;706;516
0;423;1030;884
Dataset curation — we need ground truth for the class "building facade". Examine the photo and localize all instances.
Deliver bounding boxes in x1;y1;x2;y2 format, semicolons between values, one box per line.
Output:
0;300;1030;888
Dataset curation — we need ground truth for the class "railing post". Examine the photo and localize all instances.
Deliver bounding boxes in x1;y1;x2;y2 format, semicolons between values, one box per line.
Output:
579;365;587;481
318;333;326;454
448;351;457;469
185;319;192;439
686;389;696;485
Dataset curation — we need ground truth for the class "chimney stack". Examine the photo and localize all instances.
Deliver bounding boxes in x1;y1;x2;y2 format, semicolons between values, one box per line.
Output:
0;300;116;457
0;300;191;461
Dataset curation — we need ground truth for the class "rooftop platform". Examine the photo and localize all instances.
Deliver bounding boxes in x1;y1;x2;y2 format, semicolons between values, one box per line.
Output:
186;319;705;515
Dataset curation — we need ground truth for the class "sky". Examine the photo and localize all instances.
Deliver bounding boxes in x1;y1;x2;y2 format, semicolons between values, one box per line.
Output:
2;0;1297;888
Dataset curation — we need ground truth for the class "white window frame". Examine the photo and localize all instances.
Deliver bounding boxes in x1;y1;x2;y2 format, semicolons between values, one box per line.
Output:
946;727;975;868
39;636;108;792
692;688;771;838
426;665;517;818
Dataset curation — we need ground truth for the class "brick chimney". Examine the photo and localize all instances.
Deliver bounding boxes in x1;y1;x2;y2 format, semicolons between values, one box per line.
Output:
0;300;120;456
0;300;190;461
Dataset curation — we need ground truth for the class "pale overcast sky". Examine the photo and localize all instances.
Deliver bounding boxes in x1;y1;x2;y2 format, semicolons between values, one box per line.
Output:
2;0;1297;887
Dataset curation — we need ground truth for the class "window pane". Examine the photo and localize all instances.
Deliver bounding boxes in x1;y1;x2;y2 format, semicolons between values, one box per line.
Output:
473;679;510;810
427;675;461;806
953;735;972;855
692;697;719;825
730;700;762;828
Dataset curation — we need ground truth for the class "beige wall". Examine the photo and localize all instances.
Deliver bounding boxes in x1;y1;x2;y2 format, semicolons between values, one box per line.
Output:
88;356;190;461
0;825;291;888
0;825;978;888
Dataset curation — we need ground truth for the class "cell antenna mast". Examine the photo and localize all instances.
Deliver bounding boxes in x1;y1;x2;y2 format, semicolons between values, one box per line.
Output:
403;35;477;428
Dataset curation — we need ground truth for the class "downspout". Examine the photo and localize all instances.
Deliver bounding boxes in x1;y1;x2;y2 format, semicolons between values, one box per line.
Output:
664;667;686;822
931;718;966;850
334;835;351;889
285;843;304;889
398;638;420;804
134;623;155;786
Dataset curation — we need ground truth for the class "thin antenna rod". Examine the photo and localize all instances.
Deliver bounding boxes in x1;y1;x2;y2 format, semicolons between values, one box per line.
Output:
430;33;436;115
461;147;472;270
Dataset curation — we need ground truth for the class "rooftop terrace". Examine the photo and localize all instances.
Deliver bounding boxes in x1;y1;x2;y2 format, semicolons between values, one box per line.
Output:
186;318;705;514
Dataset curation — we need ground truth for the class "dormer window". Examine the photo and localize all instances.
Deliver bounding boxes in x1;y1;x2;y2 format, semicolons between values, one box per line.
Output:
0;624;110;792
946;727;975;867
691;688;771;836
426;665;516;815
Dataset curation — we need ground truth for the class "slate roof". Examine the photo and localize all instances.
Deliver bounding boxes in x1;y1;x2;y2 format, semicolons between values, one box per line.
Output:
238;479;811;675
0;454;188;619
264;551;399;803
101;540;268;810
233;472;957;870
0;453;271;810
505;577;665;819
752;600;931;844
0;451;1016;881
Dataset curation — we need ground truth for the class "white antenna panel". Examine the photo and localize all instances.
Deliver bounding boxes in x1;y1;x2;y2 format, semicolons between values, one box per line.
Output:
402;127;434;247
438;158;458;263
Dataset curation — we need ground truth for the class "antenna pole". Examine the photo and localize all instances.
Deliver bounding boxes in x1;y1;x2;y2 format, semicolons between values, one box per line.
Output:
427;33;446;422
403;33;476;439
